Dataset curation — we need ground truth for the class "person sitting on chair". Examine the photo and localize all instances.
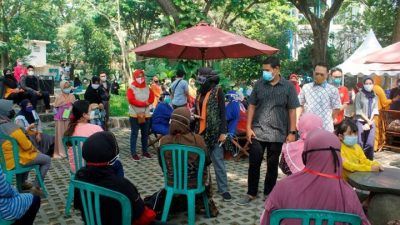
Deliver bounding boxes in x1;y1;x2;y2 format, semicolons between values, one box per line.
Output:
159;107;218;216
15;99;55;157
151;93;173;136
335;119;383;180
260;130;370;225
0;99;51;196
0;167;41;225
74;131;157;225
279;113;323;176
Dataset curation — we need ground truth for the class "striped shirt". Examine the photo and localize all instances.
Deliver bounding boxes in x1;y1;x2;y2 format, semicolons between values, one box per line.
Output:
0;167;33;220
249;77;300;143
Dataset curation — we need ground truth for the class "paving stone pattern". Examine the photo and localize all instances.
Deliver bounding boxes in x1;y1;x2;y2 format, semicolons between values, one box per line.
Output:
33;129;400;225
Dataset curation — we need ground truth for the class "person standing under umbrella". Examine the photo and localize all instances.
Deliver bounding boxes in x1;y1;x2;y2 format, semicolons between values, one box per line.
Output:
237;57;299;205
195;67;232;202
171;70;189;109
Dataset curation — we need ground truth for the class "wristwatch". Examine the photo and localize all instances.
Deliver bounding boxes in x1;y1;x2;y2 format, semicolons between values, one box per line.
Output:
288;130;297;135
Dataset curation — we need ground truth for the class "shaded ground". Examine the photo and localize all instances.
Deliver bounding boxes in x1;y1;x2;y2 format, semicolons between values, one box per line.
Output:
33;129;400;225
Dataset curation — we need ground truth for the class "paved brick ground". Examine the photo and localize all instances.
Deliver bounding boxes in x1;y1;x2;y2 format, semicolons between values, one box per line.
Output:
33;129;400;225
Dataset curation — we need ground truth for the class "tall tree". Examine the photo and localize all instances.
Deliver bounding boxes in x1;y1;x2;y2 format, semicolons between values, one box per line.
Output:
393;0;400;42
288;0;344;65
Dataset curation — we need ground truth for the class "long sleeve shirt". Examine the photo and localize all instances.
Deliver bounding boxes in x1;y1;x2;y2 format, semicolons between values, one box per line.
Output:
341;143;380;180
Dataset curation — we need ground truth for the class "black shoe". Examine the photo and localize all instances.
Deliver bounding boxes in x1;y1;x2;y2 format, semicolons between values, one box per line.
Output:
222;192;232;202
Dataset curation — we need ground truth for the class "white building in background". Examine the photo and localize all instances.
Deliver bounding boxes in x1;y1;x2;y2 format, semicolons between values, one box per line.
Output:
25;40;50;67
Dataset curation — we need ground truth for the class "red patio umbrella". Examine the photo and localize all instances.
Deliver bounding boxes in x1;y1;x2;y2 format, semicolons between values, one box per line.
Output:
133;22;279;61
362;41;400;64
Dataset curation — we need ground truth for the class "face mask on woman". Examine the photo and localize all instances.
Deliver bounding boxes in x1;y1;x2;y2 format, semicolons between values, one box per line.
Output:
343;135;358;147
28;71;34;76
136;77;144;84
26;106;34;113
91;84;100;89
63;88;72;94
363;84;373;92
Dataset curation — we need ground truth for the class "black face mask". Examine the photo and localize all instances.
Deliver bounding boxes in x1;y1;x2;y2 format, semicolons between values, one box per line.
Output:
7;110;15;119
302;147;340;172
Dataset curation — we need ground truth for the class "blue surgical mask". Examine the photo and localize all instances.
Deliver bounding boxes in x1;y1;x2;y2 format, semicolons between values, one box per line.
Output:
63;88;72;94
164;96;171;104
262;71;273;81
26;106;34;113
333;78;341;86
343;135;358;147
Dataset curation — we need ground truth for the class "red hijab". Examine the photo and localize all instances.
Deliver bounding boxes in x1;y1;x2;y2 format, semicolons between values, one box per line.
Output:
132;69;146;88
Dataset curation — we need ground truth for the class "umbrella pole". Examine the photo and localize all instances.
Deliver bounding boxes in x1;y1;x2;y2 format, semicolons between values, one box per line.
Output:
200;48;206;67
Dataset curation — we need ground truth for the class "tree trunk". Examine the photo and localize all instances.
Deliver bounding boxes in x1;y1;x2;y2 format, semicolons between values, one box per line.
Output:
393;4;400;43
311;24;330;66
156;0;180;27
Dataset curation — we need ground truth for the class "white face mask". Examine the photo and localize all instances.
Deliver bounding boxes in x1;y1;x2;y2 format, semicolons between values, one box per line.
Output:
28;71;34;76
91;84;100;89
100;77;107;82
136;77;144;84
17;62;23;66
363;84;373;92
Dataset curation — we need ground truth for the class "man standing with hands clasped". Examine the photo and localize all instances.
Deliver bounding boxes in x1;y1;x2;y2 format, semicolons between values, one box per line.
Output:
237;57;300;206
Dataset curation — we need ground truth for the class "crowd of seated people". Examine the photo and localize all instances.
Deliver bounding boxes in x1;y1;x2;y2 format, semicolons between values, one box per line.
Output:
2;63;397;225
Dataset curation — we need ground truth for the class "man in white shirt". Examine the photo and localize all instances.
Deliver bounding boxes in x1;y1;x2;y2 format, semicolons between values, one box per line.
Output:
298;63;341;132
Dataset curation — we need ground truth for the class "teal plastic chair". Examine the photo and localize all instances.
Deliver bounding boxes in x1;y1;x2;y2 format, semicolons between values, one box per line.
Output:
270;209;362;225
0;133;47;197
71;179;132;225
160;144;211;225
62;136;87;216
0;217;15;225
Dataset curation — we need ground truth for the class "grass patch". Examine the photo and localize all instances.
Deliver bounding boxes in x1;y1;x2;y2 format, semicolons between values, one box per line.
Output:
109;90;129;117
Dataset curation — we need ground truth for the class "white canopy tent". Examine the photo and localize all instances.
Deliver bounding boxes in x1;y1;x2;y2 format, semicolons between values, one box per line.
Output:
337;30;383;76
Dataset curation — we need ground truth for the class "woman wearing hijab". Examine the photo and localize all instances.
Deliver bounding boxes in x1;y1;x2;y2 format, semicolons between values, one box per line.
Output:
355;77;379;160
289;74;301;95
279;113;323;175
159;107;218;216
195;68;231;201
74;131;157;225
260;130;370;225
53;80;76;158
151;93;173;136
0;99;51;195
127;69;155;161
15;99;55;156
3;68;28;104
188;78;197;109
84;76;104;107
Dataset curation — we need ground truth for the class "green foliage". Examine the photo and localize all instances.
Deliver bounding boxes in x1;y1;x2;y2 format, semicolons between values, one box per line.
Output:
109;90;129;117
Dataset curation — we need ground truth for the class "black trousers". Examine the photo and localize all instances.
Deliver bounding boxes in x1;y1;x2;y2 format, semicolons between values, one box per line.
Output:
6;92;29;104
13;195;41;225
247;139;283;196
29;91;50;110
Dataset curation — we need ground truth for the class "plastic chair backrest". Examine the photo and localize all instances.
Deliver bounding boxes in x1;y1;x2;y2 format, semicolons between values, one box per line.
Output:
270;209;362;225
0;133;23;171
71;179;132;225
160;144;206;192
62;136;87;174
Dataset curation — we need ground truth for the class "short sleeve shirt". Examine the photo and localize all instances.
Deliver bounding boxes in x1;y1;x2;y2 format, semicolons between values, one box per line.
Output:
335;86;350;124
249;77;300;143
298;83;342;132
171;78;188;106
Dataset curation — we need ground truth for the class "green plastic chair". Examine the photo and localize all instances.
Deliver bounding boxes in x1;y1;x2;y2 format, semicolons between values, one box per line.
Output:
270;209;362;225
71;179;132;225
62;136;87;216
160;144;211;225
0;133;47;197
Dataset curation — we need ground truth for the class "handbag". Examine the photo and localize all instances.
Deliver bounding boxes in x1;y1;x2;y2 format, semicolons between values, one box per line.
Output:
137;112;146;124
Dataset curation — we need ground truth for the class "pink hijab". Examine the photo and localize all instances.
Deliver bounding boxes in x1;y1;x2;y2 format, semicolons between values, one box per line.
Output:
282;113;323;174
260;130;370;225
